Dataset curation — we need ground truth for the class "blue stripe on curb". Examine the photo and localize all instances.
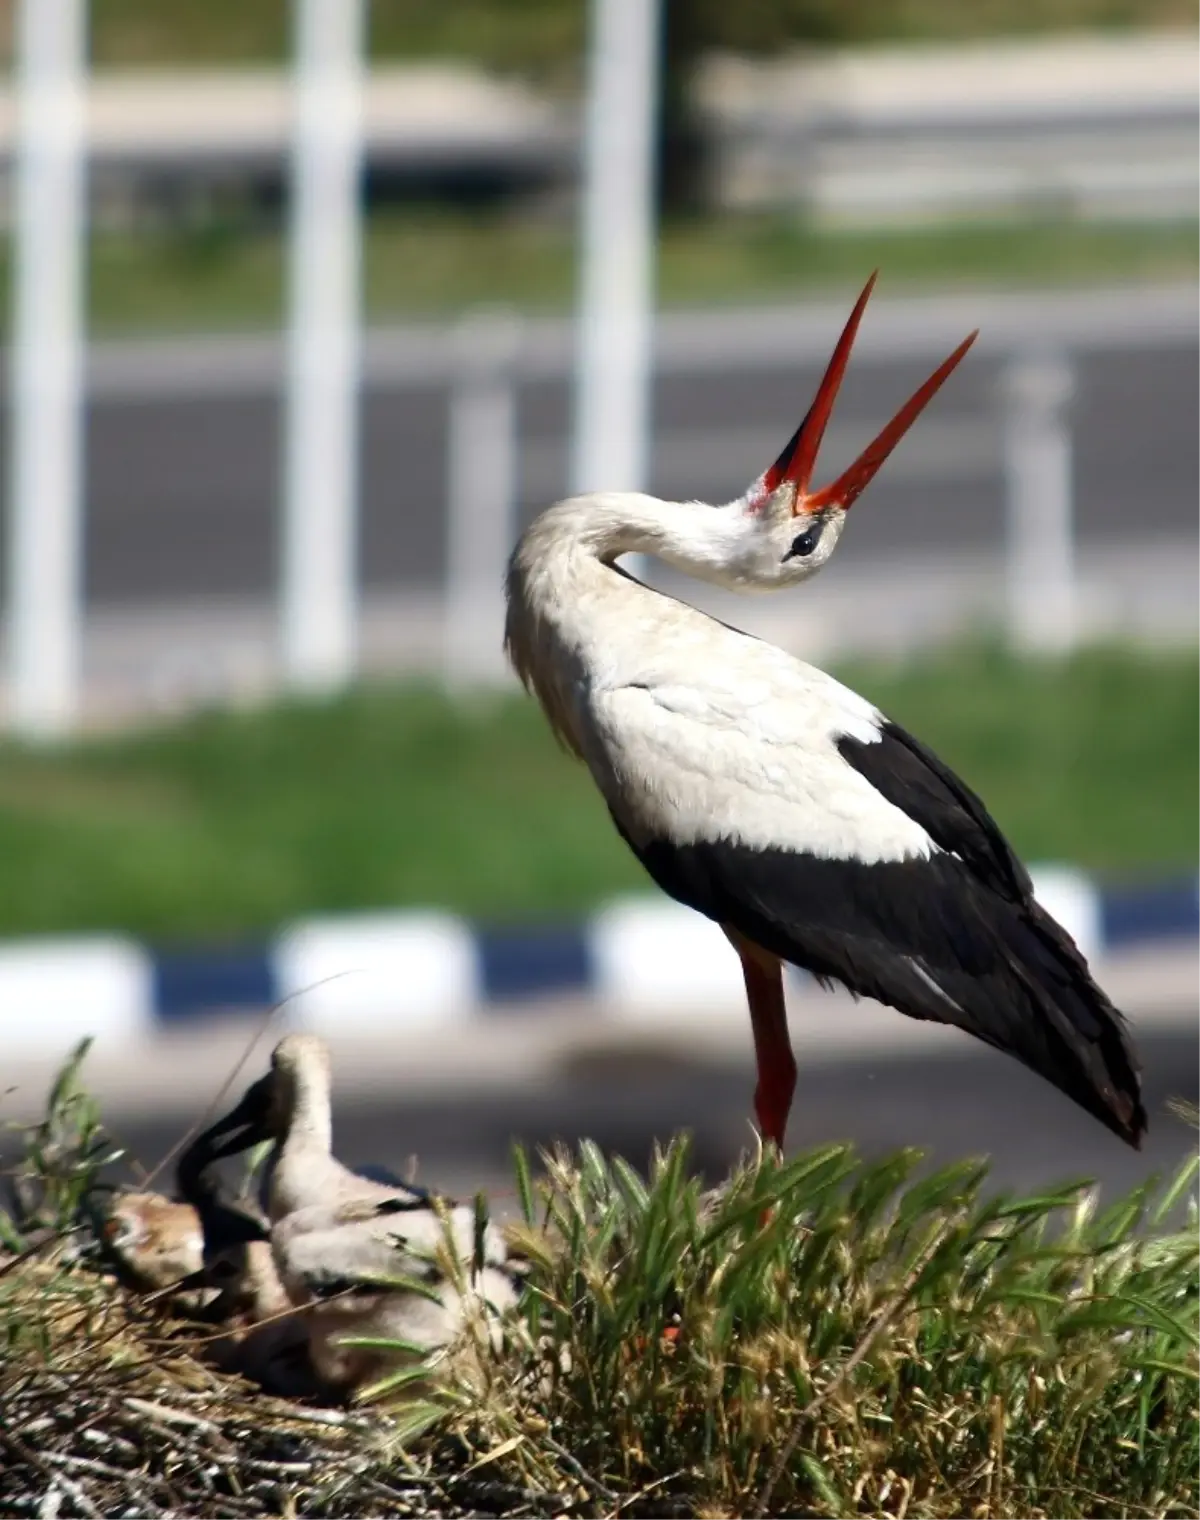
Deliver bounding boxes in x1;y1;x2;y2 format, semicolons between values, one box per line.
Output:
0;873;1192;1050
153;947;276;1021
1100;877;1200;949
476;924;591;1004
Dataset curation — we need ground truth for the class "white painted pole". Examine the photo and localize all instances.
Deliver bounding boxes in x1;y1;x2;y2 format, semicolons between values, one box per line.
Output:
280;0;365;693
6;0;87;739
444;309;520;687
571;0;662;506
1002;352;1078;653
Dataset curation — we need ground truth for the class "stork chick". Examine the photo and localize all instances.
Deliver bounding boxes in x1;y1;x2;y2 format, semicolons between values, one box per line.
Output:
192;1034;524;1396
173;1125;317;1394
98;1188;206;1297
173;1129;285;1321
505;272;1145;1154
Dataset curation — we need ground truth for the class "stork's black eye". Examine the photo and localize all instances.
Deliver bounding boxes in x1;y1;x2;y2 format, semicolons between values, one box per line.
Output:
783;521;823;561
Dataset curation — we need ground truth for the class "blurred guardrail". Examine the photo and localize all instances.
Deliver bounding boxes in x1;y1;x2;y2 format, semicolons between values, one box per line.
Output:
4;1;1197;738
0;66;574;227
5;279;1198;722
696;31;1199;225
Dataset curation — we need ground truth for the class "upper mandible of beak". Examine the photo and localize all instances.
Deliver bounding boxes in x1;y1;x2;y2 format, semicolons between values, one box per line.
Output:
186;1075;275;1166
758;272;978;516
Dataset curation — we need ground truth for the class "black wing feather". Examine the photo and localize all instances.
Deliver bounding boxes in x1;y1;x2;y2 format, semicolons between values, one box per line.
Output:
609;718;1146;1149
374;1193;438;1217
838;720;1030;900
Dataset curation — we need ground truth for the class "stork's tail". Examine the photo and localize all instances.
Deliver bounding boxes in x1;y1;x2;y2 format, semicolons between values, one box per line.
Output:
822;884;1149;1149
1008;898;1146;1148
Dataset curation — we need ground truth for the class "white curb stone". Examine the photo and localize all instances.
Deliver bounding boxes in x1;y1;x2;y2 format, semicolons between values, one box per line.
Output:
273;911;477;1036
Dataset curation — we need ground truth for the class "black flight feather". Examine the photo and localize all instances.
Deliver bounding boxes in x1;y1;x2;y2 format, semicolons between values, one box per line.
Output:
609;716;1146;1149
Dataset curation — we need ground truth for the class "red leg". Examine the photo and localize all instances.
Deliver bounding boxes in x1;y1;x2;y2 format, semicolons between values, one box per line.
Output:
726;930;796;1152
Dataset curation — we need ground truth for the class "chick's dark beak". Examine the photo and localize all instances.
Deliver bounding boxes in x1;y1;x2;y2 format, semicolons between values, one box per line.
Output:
190;1073;276;1163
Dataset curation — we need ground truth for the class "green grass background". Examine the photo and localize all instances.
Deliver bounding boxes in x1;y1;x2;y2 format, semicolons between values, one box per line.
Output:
0;644;1193;940
68;0;1200;73
25;217;1195;339
0;12;1190;938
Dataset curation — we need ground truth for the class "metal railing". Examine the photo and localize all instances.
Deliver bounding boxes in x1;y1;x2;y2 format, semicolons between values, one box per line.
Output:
71;280;1195;687
5;0;665;736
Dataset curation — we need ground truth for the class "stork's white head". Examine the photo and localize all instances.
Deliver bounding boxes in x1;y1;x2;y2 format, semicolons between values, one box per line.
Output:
661;273;977;593
512;277;978;614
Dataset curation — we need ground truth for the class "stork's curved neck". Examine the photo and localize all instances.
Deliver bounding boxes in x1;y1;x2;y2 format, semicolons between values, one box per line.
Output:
548;492;745;577
286;1068;333;1154
505;492;751;757
270;1066;334;1219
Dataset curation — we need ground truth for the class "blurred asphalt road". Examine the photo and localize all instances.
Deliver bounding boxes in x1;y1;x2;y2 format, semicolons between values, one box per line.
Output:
76;339;1196;603
104;1026;1199;1213
40;309;1196;718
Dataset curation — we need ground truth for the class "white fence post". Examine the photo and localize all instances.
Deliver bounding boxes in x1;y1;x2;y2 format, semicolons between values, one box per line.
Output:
280;0;365;694
1002;351;1078;653
571;0;662;507
6;0;87;739
444;310;521;687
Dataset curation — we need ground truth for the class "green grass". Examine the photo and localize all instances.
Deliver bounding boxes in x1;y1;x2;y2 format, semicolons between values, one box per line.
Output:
0;681;629;940
28;215;1190;338
0;644;1193;941
453;1136;1199;1518
77;0;1198;73
84;0;584;74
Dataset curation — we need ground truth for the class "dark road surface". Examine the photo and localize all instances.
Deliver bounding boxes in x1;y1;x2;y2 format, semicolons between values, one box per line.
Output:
13;337;1194;605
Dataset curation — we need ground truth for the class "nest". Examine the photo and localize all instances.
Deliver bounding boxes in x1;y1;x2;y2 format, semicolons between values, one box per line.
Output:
0;1041;567;1519
3;1042;1197;1520
0;1245;576;1519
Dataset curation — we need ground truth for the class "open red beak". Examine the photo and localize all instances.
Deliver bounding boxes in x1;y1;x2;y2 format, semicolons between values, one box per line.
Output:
761;272;978;516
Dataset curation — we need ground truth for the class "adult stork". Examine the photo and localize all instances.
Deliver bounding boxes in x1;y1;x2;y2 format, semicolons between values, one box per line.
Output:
505;274;1145;1154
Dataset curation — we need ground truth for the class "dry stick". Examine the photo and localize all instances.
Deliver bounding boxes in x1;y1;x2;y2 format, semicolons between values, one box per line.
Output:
607;1467;690;1519
755;1217;958;1519
42;1455;123;1481
123;1396;224;1433
60;1452;167;1518
539;1431;618;1506
1041;1481;1163;1518
36;1483;62;1520
0;1228;70;1280
276;1405;357;1428
0;1428;103;1520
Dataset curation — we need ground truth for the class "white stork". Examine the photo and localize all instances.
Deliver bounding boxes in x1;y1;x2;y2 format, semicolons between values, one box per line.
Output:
505;273;1145;1154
